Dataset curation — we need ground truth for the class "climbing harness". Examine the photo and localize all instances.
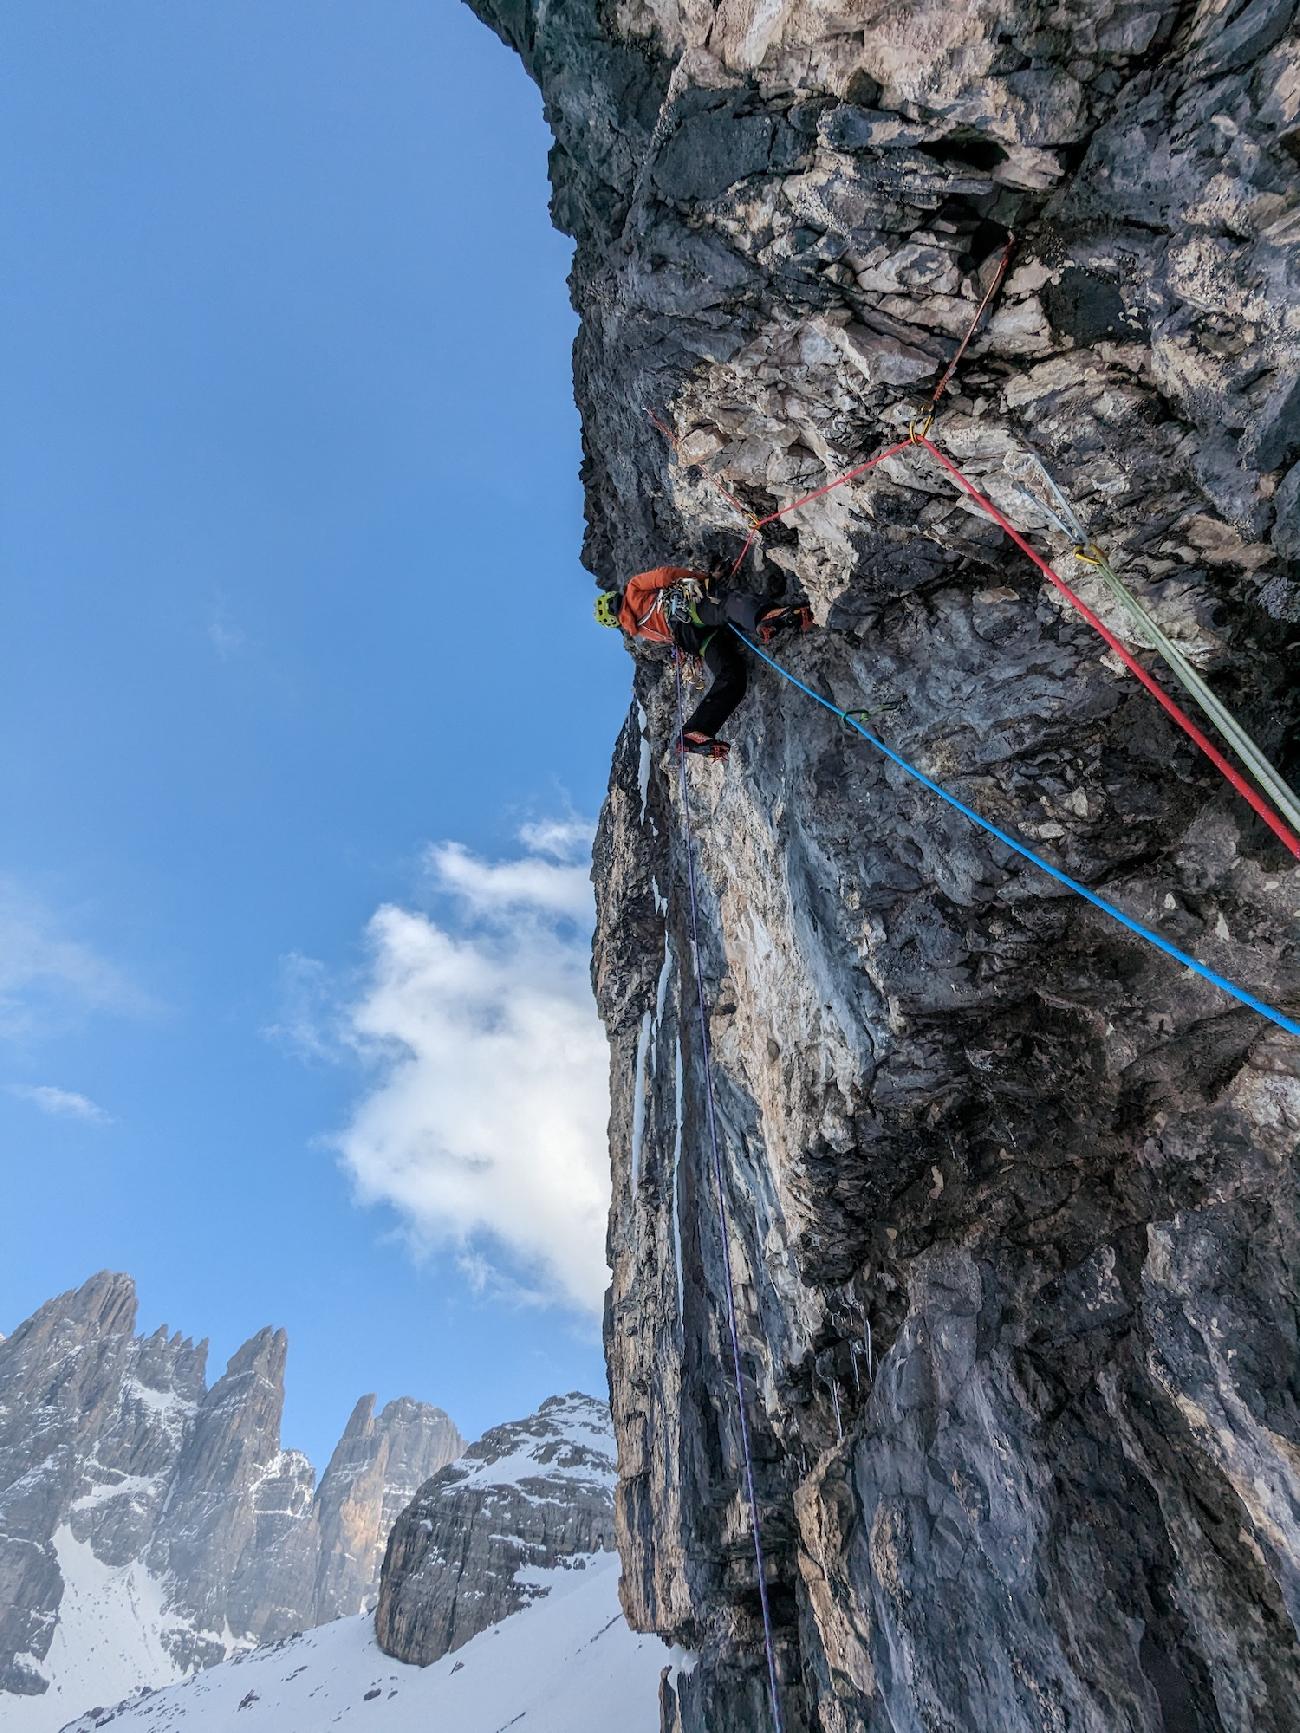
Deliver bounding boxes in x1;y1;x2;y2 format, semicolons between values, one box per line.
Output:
672;655;786;1733
664;576;707;631
735;628;1300;1037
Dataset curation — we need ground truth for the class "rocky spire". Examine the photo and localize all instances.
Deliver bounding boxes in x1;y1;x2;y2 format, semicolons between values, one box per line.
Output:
312;1394;463;1623
0;1275;462;1721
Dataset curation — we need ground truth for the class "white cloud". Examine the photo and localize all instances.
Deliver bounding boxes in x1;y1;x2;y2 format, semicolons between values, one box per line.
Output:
8;1083;112;1124
426;834;592;921
328;826;609;1314
263;953;339;1063
0;880;148;1042
517;818;595;861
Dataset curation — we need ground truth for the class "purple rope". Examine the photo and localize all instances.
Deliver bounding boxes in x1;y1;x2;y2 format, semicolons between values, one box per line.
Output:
672;657;786;1733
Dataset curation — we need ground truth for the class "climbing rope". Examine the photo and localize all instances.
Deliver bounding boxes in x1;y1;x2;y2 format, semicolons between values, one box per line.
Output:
645;235;1296;1727
917;436;1300;860
1004;450;1300;841
646;218;1299;859
733;628;1299;1037
646;407;758;529
667;406;1300;855
672;655;786;1733
750;439;914;528
920;230;1016;426
723;438;915;577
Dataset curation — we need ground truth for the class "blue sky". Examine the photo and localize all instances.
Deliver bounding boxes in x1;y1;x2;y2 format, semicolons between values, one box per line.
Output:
0;2;632;1467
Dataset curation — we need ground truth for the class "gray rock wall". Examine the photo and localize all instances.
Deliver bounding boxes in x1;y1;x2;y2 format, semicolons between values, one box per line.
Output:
314;1393;464;1623
464;0;1300;1728
375;1392;617;1665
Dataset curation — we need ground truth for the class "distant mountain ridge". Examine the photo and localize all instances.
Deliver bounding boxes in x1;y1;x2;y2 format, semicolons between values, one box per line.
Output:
376;1390;617;1664
61;1393;674;1733
0;1272;463;1731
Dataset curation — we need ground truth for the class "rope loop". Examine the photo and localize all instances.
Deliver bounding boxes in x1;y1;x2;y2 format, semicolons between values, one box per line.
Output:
1073;542;1107;567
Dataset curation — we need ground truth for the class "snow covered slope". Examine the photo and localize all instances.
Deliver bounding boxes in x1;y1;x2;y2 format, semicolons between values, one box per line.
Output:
3;1528;194;1733
0;1273;460;1727
63;1553;680;1733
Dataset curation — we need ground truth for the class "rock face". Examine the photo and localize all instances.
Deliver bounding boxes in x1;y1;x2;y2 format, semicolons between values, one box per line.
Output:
314;1394;465;1624
465;1;1300;1729
0;1273;462;1721
375;1392;617;1665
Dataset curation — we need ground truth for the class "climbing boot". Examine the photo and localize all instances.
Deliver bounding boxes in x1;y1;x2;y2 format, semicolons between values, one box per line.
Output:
757;604;813;645
676;731;730;761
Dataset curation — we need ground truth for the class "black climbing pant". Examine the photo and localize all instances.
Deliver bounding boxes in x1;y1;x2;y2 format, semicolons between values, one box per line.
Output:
676;592;768;740
683;630;749;740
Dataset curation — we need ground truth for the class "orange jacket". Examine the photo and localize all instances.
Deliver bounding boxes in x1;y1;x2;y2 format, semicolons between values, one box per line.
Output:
619;567;709;646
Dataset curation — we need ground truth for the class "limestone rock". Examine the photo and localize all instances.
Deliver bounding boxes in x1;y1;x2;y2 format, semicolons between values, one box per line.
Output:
465;0;1300;1727
375;1393;617;1665
313;1394;465;1622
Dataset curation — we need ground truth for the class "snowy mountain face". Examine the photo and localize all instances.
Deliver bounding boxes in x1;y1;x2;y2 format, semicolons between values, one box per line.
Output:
0;1273;462;1732
61;1552;681;1733
375;1392;618;1665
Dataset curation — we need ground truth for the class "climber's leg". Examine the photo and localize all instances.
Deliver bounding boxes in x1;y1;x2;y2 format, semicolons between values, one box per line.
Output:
683;632;749;740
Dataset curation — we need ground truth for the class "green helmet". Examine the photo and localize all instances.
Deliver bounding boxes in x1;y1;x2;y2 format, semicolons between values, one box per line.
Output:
594;591;621;629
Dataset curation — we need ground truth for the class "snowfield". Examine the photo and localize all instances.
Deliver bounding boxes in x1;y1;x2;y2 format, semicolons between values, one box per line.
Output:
61;1552;681;1732
5;1527;198;1733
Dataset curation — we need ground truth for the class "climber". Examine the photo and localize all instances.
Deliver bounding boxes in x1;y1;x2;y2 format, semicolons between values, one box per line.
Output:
595;562;811;760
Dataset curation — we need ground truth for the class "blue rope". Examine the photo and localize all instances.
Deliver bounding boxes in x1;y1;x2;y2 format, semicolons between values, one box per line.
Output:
735;629;1300;1038
672;656;787;1733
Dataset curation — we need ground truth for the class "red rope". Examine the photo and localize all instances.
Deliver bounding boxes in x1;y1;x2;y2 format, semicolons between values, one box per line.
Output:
754;440;914;527
918;437;1300;859
645;407;755;525
643;403;1300;854
728;526;759;578
927;233;1015;411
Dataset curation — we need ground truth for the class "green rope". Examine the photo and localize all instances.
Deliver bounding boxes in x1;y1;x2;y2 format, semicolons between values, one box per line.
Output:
1007;452;1300;839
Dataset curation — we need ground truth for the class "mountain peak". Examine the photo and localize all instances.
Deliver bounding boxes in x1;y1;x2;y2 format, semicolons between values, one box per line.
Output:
375;1394;616;1668
0;1274;462;1728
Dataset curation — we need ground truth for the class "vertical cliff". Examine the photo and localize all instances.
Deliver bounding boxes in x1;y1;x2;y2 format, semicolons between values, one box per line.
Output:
313;1394;465;1623
464;1;1300;1728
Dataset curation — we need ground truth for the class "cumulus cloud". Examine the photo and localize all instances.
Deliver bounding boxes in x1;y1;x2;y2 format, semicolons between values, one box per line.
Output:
327;824;609;1314
8;1083;112;1124
427;842;593;923
517;818;595;861
0;880;148;1042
